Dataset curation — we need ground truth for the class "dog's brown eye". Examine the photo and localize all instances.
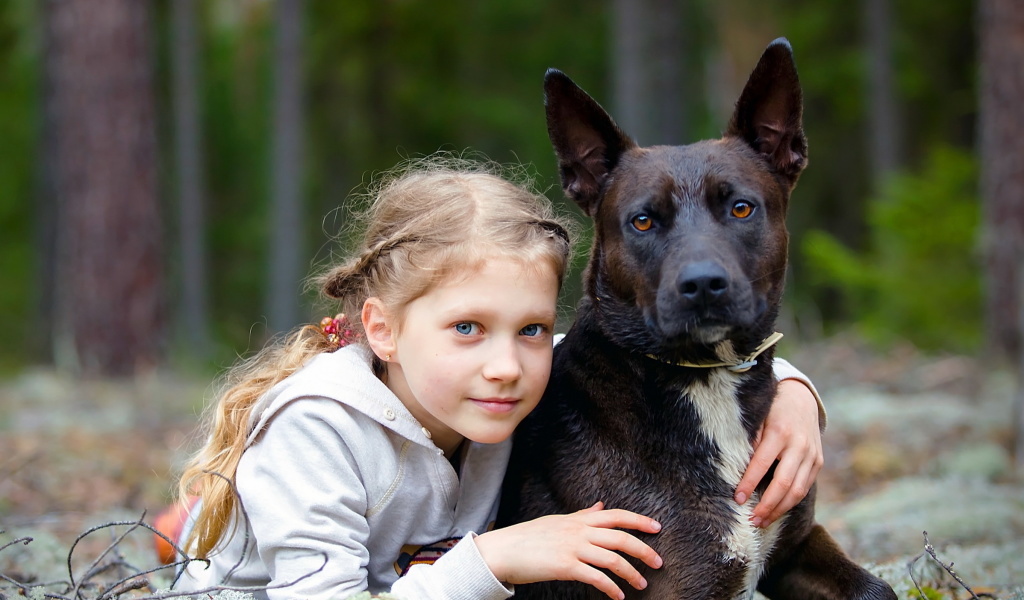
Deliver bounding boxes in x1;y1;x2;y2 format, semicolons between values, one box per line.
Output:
731;201;754;219
632;215;653;231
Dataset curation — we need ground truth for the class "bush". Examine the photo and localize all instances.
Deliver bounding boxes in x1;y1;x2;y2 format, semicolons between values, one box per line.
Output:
802;146;981;353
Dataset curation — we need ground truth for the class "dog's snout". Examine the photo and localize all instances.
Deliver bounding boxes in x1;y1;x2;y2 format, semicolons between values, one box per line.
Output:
679;261;729;305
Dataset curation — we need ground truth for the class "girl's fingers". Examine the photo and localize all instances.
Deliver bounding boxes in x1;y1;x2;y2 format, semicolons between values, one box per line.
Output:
764;450;818;524
569;564;626;600
584;526;663;569
577;545;649;593
735;432;784;505
752;443;812;526
580;507;662;535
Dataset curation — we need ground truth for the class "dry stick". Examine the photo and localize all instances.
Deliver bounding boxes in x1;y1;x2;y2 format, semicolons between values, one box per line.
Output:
0;534;33;555
921;531;981;600
71;517;197;600
0;568;72;600
907;550;929;597
200;470;254;585
122;552;328;600
99;576;150;600
908;531;982;600
68;512;150;600
3;474;329;600
0;534;36;596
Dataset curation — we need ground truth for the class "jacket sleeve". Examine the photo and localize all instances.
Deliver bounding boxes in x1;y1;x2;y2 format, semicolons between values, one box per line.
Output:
772;357;827;430
391;533;513;600
235;397;511;600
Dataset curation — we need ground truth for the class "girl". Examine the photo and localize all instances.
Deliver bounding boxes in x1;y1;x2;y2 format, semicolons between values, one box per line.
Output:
174;156;823;600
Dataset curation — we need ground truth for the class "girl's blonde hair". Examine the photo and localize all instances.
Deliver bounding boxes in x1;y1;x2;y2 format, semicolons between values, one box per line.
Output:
178;154;574;558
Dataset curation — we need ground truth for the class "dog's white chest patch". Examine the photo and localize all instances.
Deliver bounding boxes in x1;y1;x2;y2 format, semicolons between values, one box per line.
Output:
685;368;784;599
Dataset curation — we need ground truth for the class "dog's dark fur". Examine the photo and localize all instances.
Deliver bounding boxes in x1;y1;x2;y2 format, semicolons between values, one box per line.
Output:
498;39;897;600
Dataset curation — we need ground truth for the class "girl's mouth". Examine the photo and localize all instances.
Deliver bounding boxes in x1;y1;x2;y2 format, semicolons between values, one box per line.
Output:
471;398;520;413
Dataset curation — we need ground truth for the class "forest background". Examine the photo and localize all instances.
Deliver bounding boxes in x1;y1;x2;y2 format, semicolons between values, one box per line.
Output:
0;0;1023;597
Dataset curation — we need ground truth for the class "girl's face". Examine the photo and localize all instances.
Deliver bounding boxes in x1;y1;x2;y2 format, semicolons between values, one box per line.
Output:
375;256;559;456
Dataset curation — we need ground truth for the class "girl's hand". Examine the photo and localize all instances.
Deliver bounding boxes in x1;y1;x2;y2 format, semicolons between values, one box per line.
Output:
734;378;824;528
476;502;663;600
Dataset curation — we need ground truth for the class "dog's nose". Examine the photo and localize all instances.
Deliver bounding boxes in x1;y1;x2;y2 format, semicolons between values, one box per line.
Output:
678;261;729;305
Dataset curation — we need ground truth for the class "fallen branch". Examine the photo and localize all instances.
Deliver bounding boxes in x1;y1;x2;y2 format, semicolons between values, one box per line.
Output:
907;530;991;600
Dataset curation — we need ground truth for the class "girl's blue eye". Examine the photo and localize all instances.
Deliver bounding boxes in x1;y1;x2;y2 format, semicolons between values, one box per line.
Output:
519;324;544;337
454;322;479;335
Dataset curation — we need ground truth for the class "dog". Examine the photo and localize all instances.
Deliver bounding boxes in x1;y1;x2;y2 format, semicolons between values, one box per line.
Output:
498;39;898;600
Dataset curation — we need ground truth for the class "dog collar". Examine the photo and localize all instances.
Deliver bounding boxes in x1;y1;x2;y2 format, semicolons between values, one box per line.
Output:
645;331;784;373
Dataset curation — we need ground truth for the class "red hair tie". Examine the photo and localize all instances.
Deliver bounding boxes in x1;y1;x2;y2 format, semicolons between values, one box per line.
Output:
319;314;360;349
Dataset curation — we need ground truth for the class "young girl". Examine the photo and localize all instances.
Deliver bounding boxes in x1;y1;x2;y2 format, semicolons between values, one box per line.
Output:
173;156;824;600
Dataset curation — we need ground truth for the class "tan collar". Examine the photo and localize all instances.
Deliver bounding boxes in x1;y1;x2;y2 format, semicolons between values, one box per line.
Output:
645;331;784;373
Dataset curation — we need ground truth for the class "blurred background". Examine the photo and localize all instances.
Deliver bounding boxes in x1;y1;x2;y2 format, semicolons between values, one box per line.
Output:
2;0;1010;373
1;0;1023;594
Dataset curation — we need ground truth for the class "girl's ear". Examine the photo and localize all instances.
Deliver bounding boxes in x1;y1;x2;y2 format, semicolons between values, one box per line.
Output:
362;297;396;361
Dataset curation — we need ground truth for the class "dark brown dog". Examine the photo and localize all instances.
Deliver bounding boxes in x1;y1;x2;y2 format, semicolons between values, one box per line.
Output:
499;39;897;600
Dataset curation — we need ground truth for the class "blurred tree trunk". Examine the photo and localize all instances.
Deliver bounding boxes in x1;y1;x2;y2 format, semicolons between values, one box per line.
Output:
44;0;164;377
978;0;1024;469
979;0;1024;361
863;0;901;190
611;0;688;145
172;0;211;356
267;0;305;333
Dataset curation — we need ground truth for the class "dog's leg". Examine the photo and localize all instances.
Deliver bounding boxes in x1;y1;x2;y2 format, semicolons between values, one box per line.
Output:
757;523;897;600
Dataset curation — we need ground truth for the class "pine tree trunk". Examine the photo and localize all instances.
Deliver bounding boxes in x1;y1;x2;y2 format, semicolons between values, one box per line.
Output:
979;0;1024;362
978;0;1024;471
267;0;305;334
864;0;901;190
611;0;689;146
44;0;164;376
172;0;211;356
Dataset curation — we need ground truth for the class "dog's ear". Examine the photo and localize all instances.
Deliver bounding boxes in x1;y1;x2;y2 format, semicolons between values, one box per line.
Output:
726;38;807;186
544;69;637;216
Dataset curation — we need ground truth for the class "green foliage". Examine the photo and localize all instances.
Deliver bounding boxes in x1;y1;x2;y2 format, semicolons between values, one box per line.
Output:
0;1;38;369
802;146;981;353
197;3;275;349
908;586;946;600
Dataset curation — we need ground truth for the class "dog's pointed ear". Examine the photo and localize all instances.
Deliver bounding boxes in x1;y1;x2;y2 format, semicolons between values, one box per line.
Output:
726;38;807;187
545;69;637;216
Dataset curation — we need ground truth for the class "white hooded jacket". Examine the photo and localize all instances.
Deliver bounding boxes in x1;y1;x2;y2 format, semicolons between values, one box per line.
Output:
177;343;514;600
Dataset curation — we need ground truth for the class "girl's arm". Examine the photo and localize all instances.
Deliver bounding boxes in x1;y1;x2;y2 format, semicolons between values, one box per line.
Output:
240;397;659;600
237;398;519;600
734;357;825;528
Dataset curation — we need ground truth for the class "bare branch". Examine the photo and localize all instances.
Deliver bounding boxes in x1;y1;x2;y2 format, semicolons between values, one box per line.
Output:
0;535;33;555
921;531;981;600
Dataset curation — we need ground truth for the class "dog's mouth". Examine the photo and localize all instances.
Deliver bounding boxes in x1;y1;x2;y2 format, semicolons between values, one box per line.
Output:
687;324;732;345
648;296;767;348
654;316;732;346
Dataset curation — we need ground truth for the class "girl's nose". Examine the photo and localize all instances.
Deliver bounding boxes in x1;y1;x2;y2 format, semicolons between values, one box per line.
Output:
482;338;523;382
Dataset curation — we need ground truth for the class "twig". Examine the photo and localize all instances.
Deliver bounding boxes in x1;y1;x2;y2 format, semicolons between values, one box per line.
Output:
99;576;150;600
2;470;330;600
200;470;253;585
907;550;928;598
0;535;33;555
124;551;328;600
921;531;981;600
68;513;149;600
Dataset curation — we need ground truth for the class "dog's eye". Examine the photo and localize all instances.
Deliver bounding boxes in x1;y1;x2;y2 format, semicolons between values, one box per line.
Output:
731;201;755;219
632;215;654;231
